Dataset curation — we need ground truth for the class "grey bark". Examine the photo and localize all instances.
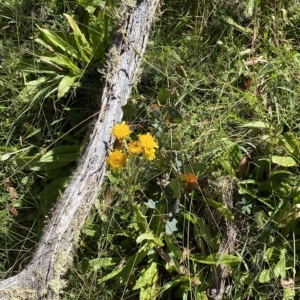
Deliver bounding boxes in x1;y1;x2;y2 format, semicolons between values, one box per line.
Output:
0;0;159;298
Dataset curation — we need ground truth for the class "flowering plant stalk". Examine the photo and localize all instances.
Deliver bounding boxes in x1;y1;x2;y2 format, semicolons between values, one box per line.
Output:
106;121;159;232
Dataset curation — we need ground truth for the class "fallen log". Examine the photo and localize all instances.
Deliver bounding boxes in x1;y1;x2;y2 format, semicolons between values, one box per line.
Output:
0;0;159;298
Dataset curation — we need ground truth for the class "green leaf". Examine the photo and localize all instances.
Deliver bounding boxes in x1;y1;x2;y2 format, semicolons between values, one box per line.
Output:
89;257;120;271
277;204;300;228
64;13;92;62
136;232;164;247
185;162;207;175
271;156;297;167
133;261;158;290
164;234;182;260
189;253;242;266
36;25;81;60
205;198;234;221
169;179;181;199
157;87;170;105
40;54;82;74
98;243;150;285
40;145;82;162
241;121;272;129
164;106;183;123
39;176;70;198
58;74;79;99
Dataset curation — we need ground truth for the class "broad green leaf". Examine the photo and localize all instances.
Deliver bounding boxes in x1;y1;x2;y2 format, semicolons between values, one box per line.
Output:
164;106;183;123
223;16;253;34
184;162;207;175
196;218;218;250
258;269;273;283
15;154;44;171
36;25;81;60
241;121;272;129
40;54;82;74
169;179;181;199
89;257;120;270
182;211;198;224
39;176;70;198
132;203;148;232
98;244;150;284
271;155;297;167
158;276;191;296
40;145;82;162
238;184;273;208
190;253;242;266
220;138;243;175
133;261;158;290
136;232;164;247
64;14;91;62
58;74;79;99
157;87;170;105
277;204;300;228
164;234;182;260
205;198;234;221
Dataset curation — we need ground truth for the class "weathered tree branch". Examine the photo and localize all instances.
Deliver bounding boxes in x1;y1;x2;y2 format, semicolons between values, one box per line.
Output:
0;0;159;298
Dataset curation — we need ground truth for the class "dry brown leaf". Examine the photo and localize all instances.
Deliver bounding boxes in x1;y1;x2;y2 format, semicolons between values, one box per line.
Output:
244;58;267;66
7;186;18;200
7;206;18;217
237;155;248;179
280;278;294;289
180;247;191;264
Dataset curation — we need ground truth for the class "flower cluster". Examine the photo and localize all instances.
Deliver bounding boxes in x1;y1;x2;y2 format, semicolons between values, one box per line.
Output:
106;122;158;170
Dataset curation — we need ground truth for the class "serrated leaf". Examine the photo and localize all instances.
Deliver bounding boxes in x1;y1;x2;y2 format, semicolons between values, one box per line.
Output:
271;156;297;167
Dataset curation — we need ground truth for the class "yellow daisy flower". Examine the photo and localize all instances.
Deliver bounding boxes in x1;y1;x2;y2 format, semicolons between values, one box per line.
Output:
112;121;131;140
142;148;156;161
128;141;142;155
138;133;158;149
107;151;127;170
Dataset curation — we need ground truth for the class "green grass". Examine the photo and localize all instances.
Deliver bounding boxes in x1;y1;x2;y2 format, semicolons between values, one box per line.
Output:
1;0;300;299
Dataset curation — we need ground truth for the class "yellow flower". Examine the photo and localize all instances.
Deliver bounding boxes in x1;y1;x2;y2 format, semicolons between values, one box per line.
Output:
138;133;158;149
142;148;156;161
128;141;142;155
107;151;127;170
112;121;131;140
